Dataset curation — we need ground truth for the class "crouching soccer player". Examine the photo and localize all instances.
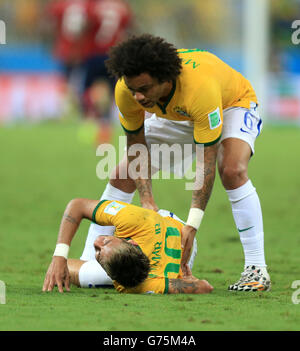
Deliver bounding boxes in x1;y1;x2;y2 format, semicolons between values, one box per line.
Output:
42;199;213;294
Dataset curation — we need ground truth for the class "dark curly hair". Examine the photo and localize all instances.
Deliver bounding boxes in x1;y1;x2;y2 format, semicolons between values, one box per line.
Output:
105;34;182;83
99;240;151;288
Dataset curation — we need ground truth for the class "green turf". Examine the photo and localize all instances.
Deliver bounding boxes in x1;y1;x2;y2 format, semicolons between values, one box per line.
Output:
0;120;299;331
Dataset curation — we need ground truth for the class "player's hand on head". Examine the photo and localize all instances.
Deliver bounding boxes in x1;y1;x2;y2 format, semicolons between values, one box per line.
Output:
42;256;70;293
182;263;192;278
180;225;196;269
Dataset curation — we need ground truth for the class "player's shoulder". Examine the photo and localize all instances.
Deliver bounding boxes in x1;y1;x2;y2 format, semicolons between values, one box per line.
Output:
115;78;133;100
115;78;144;113
178;49;217;94
178;48;218;61
115;77;127;91
178;48;215;76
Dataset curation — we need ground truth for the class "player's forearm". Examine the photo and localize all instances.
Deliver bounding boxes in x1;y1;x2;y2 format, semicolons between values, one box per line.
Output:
135;178;153;200
126;130;154;205
168;278;213;294
191;143;218;210
56;199;85;246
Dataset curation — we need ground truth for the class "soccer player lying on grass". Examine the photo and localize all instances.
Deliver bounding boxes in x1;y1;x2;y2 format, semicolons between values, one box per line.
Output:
42;198;213;294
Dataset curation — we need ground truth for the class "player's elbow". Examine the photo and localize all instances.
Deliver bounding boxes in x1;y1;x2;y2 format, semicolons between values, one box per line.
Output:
66;198;81;211
199;280;213;294
65;198;85;219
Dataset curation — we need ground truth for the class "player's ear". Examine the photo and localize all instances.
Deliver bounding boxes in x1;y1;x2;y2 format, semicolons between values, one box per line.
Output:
127;239;139;246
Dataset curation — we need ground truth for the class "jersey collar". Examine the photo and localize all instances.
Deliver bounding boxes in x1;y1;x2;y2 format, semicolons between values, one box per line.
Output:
156;80;176;115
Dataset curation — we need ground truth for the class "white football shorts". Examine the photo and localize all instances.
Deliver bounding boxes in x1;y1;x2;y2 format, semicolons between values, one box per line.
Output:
144;102;262;176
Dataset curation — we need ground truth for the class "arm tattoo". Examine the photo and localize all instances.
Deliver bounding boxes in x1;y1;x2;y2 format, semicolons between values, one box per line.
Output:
63;214;78;225
135;178;153;197
191;144;218;210
126;130;153;197
169;279;200;294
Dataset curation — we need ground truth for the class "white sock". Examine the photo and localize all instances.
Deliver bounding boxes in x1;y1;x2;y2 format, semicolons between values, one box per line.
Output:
80;183;135;261
226;180;267;268
79;260;113;287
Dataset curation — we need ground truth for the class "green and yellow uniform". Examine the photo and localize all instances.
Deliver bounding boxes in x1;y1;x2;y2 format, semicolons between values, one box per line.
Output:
115;49;257;146
92;200;184;294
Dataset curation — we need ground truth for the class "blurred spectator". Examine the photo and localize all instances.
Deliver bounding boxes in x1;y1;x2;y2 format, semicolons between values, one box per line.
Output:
1;0;299;125
46;0;135;145
82;0;134;144
47;0;90;70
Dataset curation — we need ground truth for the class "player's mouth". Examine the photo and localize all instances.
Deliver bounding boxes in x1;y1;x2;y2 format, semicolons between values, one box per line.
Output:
140;101;154;108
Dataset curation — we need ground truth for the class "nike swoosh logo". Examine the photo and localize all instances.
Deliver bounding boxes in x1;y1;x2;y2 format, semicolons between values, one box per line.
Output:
238;226;254;232
240;128;251;134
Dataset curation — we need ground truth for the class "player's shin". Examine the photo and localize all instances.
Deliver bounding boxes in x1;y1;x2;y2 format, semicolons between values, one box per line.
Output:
226;179;266;267
226;180;271;291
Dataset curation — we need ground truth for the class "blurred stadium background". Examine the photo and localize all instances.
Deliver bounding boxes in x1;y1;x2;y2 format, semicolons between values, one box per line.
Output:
0;0;300;126
1;0;300;332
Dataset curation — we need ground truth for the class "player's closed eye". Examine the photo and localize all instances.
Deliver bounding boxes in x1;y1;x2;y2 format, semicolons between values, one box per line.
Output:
129;86;151;94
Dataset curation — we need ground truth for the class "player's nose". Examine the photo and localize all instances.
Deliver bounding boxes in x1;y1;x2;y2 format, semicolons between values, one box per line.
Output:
134;92;146;102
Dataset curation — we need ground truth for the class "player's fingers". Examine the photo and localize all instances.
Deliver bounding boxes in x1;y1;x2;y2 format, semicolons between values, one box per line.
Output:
181;263;189;276
42;276;49;292
48;276;56;292
62;270;70;292
181;233;187;249
181;249;189;266
56;278;64;293
181;250;186;265
181;242;192;266
184;264;193;277
65;276;70;292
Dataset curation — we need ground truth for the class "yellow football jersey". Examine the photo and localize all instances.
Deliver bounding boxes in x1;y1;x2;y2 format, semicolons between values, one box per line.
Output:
92;200;184;294
115;49;257;145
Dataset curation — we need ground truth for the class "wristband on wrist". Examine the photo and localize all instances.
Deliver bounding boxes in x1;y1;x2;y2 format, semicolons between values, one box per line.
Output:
186;208;204;230
53;243;69;259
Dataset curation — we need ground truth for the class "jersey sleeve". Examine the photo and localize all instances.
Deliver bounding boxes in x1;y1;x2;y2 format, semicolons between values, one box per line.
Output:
92;200;121;226
115;79;145;134
190;77;223;145
92;199;146;238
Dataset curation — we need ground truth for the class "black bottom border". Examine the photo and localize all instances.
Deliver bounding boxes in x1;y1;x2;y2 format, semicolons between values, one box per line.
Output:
0;330;297;349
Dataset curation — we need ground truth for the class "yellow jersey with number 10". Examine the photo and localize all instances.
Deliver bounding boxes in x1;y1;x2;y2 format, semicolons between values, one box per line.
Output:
115;48;257;146
92;200;184;294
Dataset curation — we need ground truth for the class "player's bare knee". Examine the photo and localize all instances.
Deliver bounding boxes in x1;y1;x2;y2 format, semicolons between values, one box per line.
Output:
109;160;136;192
109;177;136;193
110;159;126;180
219;164;248;189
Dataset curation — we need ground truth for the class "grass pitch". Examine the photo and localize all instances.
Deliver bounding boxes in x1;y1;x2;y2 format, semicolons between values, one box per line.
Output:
0;120;299;331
